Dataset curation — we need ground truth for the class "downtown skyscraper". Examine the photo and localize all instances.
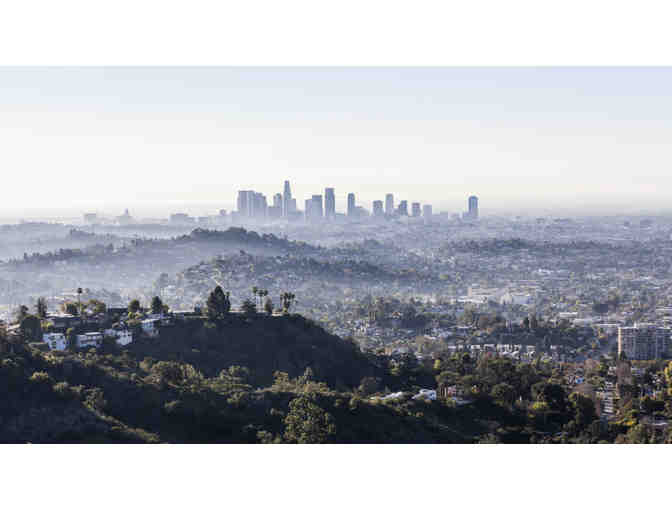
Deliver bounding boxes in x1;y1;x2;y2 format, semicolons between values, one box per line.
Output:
324;188;335;219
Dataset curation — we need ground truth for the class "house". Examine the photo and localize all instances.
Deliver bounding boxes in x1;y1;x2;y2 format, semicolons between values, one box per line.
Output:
107;307;128;317
412;389;437;401
46;313;82;330
43;332;67;351
77;332;103;348
104;328;133;346
142;318;161;337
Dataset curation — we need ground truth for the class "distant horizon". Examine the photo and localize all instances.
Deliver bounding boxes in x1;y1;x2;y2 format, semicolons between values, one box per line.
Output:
2;67;672;213
3;192;672;224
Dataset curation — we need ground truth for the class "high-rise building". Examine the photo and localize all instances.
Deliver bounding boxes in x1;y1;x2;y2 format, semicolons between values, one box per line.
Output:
397;200;408;216
468;195;479;220
347;193;356;217
237;190;268;218
311;194;323;219
372;200;384;217
273;193;283;209
618;324;671;360
237;190;252;217
283;180;292;217
385;194;394;215
324;188;335;218
422;204;433;219
411;202;421;217
304;198;312;221
252;192;268;218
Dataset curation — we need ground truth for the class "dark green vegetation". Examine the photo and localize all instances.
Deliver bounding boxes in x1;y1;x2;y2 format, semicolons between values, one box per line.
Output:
2;314;672;443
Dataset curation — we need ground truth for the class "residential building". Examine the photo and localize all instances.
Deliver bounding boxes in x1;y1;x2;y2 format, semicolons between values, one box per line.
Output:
618;324;671;360
43;332;67;351
411;202;421;217
77;332;103;348
104;328;133;346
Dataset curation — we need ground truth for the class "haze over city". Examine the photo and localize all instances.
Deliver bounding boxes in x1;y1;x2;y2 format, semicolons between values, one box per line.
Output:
2;67;672;220
4;65;672;447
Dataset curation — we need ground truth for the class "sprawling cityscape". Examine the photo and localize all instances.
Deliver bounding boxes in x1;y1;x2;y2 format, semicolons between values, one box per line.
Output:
3;179;672;445
4;67;672;446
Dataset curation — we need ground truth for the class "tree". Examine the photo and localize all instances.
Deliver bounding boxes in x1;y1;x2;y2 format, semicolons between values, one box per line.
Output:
77;287;83;315
151;296;164;315
568;392;597;430
252;286;259;307
128;299;141;315
87;299;107;315
66;328;78;350
358;376;381;396
264;297;274;315
259;289;269;309
14;304;29;323
242;299;257;316
35;297;48;319
283;395;336;443
63;302;79;316
206;286;230;319
20;315;42;342
280;292;296;314
491;382;516;406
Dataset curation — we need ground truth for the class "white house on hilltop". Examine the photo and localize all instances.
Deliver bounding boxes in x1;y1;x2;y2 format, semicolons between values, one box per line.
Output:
43;332;67;351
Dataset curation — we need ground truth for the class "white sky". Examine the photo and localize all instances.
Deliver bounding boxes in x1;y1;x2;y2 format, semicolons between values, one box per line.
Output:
1;67;671;218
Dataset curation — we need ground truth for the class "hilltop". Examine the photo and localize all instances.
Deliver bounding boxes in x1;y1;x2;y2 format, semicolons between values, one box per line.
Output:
126;314;381;389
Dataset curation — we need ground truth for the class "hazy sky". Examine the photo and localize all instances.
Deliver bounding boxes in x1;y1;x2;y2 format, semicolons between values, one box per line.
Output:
1;67;671;218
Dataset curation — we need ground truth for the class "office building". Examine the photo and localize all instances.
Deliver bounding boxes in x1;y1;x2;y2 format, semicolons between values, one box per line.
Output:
468;195;479;220
618;324;671;360
411;202;421;217
325;188;336;218
237;190;252;217
397;200;408;216
385;194;394;215
311;194;324;219
347;193;356;217
273;193;283;209
237;190;268;218
283;180;292;217
304;198;313;221
83;213;98;224
372;200;384;217
422;204;433;219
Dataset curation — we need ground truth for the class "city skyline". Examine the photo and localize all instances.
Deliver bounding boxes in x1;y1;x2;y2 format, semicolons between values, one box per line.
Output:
3;67;672;218
232;179;454;222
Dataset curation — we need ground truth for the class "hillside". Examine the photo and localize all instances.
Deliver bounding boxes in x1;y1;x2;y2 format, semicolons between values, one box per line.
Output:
126;314;382;389
0;317;476;443
159;251;440;313
0;227;320;306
